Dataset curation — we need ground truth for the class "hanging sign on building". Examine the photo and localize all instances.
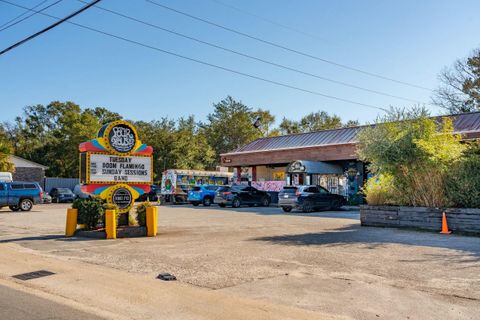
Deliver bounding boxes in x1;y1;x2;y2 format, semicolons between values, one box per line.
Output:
79;120;154;214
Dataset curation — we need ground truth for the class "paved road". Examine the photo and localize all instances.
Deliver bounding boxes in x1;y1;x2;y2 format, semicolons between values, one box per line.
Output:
1;204;479;320
0;284;105;320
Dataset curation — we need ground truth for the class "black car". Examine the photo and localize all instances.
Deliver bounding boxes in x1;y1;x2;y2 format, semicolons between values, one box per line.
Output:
214;185;271;208
278;185;346;213
137;185;161;202
50;187;76;203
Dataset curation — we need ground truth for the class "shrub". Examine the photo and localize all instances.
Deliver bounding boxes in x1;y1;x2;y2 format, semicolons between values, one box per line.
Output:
357;107;465;207
128;214;138;226
72;198;105;230
135;202;152;226
446;142;480;208
362;174;397;206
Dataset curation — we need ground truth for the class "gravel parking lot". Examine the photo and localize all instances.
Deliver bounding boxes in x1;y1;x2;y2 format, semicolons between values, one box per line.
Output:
0;203;479;319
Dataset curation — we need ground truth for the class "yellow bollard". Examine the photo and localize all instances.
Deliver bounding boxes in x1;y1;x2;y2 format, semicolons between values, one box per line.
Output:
65;208;78;237
146;206;158;237
105;209;117;239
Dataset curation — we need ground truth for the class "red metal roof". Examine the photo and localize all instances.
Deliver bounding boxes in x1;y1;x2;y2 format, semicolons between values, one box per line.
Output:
223;112;480;155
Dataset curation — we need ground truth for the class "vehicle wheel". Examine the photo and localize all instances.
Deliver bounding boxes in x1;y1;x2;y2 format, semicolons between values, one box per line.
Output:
302;200;314;213
20;199;33;211
9;205;20;212
261;197;270;207
232;198;241;208
203;197;212;206
219;203;226;208
192;202;200;206
282;206;292;212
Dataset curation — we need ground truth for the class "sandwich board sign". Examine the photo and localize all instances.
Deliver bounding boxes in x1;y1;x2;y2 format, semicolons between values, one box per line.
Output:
79;120;153;214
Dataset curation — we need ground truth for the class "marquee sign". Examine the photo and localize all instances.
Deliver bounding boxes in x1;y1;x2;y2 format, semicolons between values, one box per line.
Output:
85;153;153;184
79;120;154;214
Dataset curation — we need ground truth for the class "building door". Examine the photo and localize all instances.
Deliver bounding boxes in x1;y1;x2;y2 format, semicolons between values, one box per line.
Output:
292;174;304;186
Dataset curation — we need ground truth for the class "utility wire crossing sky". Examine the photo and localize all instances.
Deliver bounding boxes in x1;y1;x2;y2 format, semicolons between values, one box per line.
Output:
0;0;478;123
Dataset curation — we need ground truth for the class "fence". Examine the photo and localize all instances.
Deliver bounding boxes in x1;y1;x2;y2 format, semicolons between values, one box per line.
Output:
44;177;79;193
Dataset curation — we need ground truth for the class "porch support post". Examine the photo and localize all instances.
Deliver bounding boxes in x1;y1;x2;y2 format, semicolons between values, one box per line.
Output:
235;166;241;183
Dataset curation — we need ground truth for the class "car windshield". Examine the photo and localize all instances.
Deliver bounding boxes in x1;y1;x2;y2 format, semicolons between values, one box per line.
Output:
217;186;230;192
282;187;297;193
192;187;201;191
58;188;72;193
319;186;330;194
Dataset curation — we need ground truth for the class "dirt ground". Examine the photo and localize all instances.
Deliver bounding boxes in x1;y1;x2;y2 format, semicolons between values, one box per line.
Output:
0;203;479;320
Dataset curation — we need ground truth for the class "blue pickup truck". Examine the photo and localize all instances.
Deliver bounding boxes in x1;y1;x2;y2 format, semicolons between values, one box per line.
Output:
0;181;43;211
187;185;220;206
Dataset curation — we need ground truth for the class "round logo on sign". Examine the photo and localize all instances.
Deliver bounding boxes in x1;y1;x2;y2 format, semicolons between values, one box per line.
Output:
108;123;136;153
112;187;133;209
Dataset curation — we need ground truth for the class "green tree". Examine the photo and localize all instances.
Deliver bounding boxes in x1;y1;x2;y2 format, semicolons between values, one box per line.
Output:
279;118;301;134
343;120;360;128
446;142;480;208
84;107;122;125
204;96;274;156
278;111;353;135
135;116;216;179
9;101;110;177
172;116;215;170
135;118;176;180
299;111;342;132
432;48;480;113
252;108;276;137
357;107;465;207
0;127;14;172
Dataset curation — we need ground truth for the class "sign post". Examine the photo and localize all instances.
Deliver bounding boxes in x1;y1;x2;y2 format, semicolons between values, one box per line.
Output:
79;120;153;224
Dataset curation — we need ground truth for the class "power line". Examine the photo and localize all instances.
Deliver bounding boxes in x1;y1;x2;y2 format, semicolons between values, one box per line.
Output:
0;0;49;29
76;0;422;104
146;0;432;92
209;0;334;44
0;0;388;112
0;0;64;33
0;0;101;56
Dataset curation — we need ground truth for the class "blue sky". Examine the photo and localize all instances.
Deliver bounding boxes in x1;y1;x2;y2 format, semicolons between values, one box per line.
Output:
1;0;479;125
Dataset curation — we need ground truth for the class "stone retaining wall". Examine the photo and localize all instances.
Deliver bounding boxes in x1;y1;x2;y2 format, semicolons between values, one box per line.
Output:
360;205;480;235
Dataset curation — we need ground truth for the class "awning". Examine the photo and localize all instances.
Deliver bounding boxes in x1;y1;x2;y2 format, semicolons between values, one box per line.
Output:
286;160;343;175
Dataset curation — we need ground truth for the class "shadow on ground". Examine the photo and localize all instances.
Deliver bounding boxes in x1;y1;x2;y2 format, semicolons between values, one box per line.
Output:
167;204;359;220
252;224;480;261
0;235;98;243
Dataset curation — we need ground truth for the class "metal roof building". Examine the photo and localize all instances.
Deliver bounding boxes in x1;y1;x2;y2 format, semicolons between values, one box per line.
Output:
219;112;480;195
223;111;480;157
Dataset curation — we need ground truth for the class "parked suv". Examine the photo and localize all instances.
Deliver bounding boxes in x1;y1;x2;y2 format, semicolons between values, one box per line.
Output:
50;188;76;203
278;185;346;213
0;181;42;211
214;185;270;208
187;185;220;206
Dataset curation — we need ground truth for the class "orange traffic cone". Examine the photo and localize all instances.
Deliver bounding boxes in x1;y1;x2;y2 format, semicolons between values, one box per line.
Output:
440;212;451;234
